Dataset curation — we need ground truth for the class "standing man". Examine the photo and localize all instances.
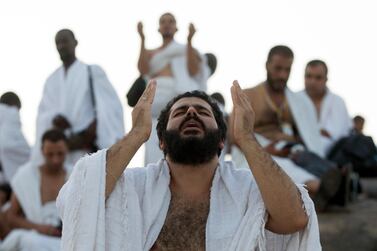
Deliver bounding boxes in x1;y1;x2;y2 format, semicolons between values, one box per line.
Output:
137;13;210;164
32;29;124;166
301;60;352;154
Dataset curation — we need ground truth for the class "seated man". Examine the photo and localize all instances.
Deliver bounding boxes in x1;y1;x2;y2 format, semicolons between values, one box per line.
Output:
0;130;69;251
57;81;321;250
300;60;352;154
0;92;30;183
234;46;342;210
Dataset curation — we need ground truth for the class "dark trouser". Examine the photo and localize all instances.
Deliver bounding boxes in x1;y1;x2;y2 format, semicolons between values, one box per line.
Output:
292;151;337;178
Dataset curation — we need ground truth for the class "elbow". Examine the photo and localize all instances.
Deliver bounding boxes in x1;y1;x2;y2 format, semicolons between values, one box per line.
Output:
138;67;148;76
293;212;309;232
268;211;309;234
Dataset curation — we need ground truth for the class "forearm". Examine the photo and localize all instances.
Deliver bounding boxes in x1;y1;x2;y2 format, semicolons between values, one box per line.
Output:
105;130;144;197
239;136;308;234
8;213;39;230
187;41;200;76
137;40;149;75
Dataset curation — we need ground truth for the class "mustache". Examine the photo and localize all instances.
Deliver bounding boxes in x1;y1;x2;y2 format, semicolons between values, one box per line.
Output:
178;115;206;131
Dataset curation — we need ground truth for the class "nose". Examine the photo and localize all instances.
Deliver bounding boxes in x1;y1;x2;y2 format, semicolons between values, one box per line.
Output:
278;71;289;81
186;106;198;117
52;155;62;166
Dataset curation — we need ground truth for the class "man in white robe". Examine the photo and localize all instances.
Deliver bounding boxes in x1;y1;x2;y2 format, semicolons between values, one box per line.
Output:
0;130;70;251
300;60;352;154
57;81;321;251
0;92;30;183
31;29;124;167
137;13;210;164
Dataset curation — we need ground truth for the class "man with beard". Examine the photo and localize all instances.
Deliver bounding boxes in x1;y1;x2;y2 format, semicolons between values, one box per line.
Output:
137;13;210;164
57;80;321;250
233;46;341;210
31;29;124;167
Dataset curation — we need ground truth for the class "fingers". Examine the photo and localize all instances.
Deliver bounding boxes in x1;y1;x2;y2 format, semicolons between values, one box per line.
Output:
231;80;242;106
231;80;252;110
137;80;156;106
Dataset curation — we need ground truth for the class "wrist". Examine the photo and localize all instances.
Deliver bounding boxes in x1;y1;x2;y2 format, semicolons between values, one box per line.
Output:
127;129;148;146
237;134;259;151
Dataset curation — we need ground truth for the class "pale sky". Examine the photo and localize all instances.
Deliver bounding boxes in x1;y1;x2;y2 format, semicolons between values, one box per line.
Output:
1;0;376;166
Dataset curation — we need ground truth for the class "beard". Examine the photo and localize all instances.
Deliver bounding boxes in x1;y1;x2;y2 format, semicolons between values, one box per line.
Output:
267;72;287;92
162;129;222;165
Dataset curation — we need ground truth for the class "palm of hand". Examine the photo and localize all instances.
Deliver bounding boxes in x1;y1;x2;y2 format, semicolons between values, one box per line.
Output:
231;81;255;146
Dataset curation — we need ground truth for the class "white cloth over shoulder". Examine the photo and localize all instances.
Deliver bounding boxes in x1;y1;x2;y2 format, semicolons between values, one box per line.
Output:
286;89;324;157
146;41;210;116
299;90;352;154
0;104;30;183
31;60;124;166
0;163;65;251
57;150;321;251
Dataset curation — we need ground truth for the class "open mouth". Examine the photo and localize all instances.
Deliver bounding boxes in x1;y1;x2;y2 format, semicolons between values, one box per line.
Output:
180;120;204;135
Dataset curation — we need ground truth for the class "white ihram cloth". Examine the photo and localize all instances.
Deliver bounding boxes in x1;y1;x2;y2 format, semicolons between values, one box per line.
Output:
31;60;124;166
0;163;69;251
299;90;352;154
232;89;324;183
144;41;210;164
0;104;30;183
57;149;321;251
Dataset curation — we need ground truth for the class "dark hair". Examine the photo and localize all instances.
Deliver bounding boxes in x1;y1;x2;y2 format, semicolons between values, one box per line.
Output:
156;90;227;143
56;29;76;40
267;45;294;62
41;129;68;145
0;92;21;109
353;115;365;123
210;92;225;106
0;183;12;202
306;60;328;75
159;12;176;24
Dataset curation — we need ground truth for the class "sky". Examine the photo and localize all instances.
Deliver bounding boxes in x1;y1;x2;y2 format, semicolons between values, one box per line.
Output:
1;0;376;166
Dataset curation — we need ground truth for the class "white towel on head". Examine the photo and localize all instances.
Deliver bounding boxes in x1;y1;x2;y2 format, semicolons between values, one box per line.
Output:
57;149;321;250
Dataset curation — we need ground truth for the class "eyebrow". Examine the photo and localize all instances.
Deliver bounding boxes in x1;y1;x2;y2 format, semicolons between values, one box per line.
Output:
172;104;212;114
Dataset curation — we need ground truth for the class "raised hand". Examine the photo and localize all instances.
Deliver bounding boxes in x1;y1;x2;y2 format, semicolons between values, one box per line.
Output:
137;21;145;41
187;23;196;42
230;80;255;149
130;80;156;143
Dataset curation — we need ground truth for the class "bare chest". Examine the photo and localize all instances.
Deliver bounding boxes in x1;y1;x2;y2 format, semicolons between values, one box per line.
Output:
40;174;66;205
151;195;210;251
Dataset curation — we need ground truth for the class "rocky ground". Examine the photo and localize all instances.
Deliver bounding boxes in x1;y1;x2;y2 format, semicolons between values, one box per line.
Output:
318;178;377;251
